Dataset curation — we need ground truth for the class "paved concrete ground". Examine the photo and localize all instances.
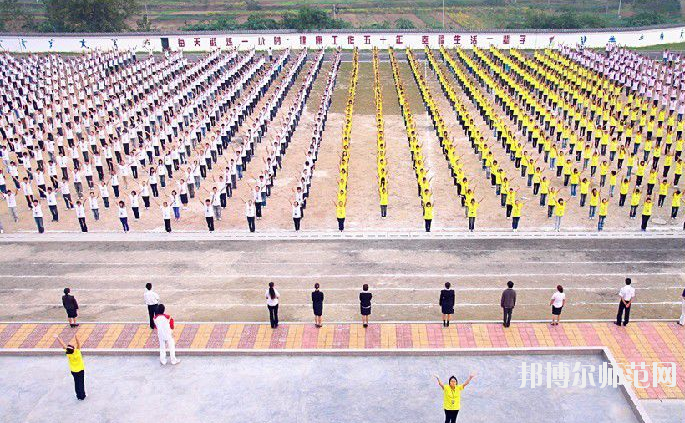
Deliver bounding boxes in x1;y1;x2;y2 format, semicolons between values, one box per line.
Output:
0;353;644;423
0;238;683;322
641;400;685;423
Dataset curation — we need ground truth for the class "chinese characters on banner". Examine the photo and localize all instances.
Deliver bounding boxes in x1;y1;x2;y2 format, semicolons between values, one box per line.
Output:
172;33;534;50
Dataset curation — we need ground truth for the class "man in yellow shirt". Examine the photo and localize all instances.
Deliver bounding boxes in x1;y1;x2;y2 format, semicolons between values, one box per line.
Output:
56;334;86;400
434;372;476;423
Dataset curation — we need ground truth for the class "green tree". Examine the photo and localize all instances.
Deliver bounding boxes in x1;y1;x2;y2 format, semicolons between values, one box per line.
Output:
395;18;416;29
43;0;139;32
0;0;24;31
281;6;348;30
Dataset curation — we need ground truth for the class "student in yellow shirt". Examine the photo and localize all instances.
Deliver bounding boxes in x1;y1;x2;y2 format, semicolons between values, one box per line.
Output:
467;198;482;232
434;373;476;423
598;198;609;231
657;179;669;207
55;334;86;400
669;189;683;219
512;200;523;232
333;199;346;231
424;201;434;232
379;187;389;217
641;197;653;231
554;198;567;231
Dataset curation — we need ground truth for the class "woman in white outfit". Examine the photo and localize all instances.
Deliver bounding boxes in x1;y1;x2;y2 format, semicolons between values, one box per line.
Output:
153;304;180;365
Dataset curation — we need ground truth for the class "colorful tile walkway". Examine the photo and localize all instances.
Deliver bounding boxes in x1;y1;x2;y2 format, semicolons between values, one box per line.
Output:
0;321;683;400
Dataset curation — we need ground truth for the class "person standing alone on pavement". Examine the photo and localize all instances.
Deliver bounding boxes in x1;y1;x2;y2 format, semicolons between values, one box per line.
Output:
55;334;86;400
439;282;455;327
154;304;180;365
144;283;160;329
359;284;372;328
266;282;280;328
311;283;324;328
500;281;516;328
62;288;79;327
615;278;636;327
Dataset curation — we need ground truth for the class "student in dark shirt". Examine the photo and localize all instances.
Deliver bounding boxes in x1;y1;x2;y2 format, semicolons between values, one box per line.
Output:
312;283;324;328
359;284;372;328
62;287;79;327
439;282;456;327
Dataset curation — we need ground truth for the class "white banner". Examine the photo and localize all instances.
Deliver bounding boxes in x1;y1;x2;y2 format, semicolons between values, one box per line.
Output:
1;26;684;53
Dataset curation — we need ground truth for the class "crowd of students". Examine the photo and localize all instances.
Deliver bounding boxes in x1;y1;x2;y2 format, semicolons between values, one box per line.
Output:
1;45;684;233
294;50;342;230
373;47;390;218
420;43;685;232
333;48;358;232
389;47;436;231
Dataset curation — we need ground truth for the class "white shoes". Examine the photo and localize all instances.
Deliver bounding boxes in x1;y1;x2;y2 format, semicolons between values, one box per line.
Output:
171;359;181;365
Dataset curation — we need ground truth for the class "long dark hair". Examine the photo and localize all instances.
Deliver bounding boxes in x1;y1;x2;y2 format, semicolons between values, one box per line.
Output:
268;282;276;299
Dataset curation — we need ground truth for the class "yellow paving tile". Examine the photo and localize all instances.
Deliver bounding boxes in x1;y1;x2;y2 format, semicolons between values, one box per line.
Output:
74;324;96;346
317;325;334;349
4;324;37;349
532;324;554;347
411;324;429;348
190;324;214;349
223;324;243;349
504;326;523;347
129;324;153;349
349;325;364;348
254;325;272;349
35;324;67;348
285;324;303;349
380;323;397;348
96;324;125;349
443;326;459;348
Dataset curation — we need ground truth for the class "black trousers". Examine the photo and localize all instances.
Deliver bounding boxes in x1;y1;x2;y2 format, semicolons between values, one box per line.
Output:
147;304;157;329
503;308;513;327
164;218;171;233
268;304;279;328
71;370;86;400
444;409;459;423
616;301;631;325
206;216;214;232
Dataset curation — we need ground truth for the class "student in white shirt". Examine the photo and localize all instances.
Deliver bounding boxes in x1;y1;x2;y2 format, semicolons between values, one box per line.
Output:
144;282;160;329
550;285;566;326
160;201;172;233
117;200;129;232
4;190;19;222
32;199;44;233
265;282;280;328
88;192;99;221
202;198;214;232
45;187;59;222
616;278;636;327
153;304;180;365
292;200;302;231
75;200;88;232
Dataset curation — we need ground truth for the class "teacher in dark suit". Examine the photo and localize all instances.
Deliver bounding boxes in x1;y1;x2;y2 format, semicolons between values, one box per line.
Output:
439;282;455;327
311;283;324;328
359;284;372;328
62;287;79;328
